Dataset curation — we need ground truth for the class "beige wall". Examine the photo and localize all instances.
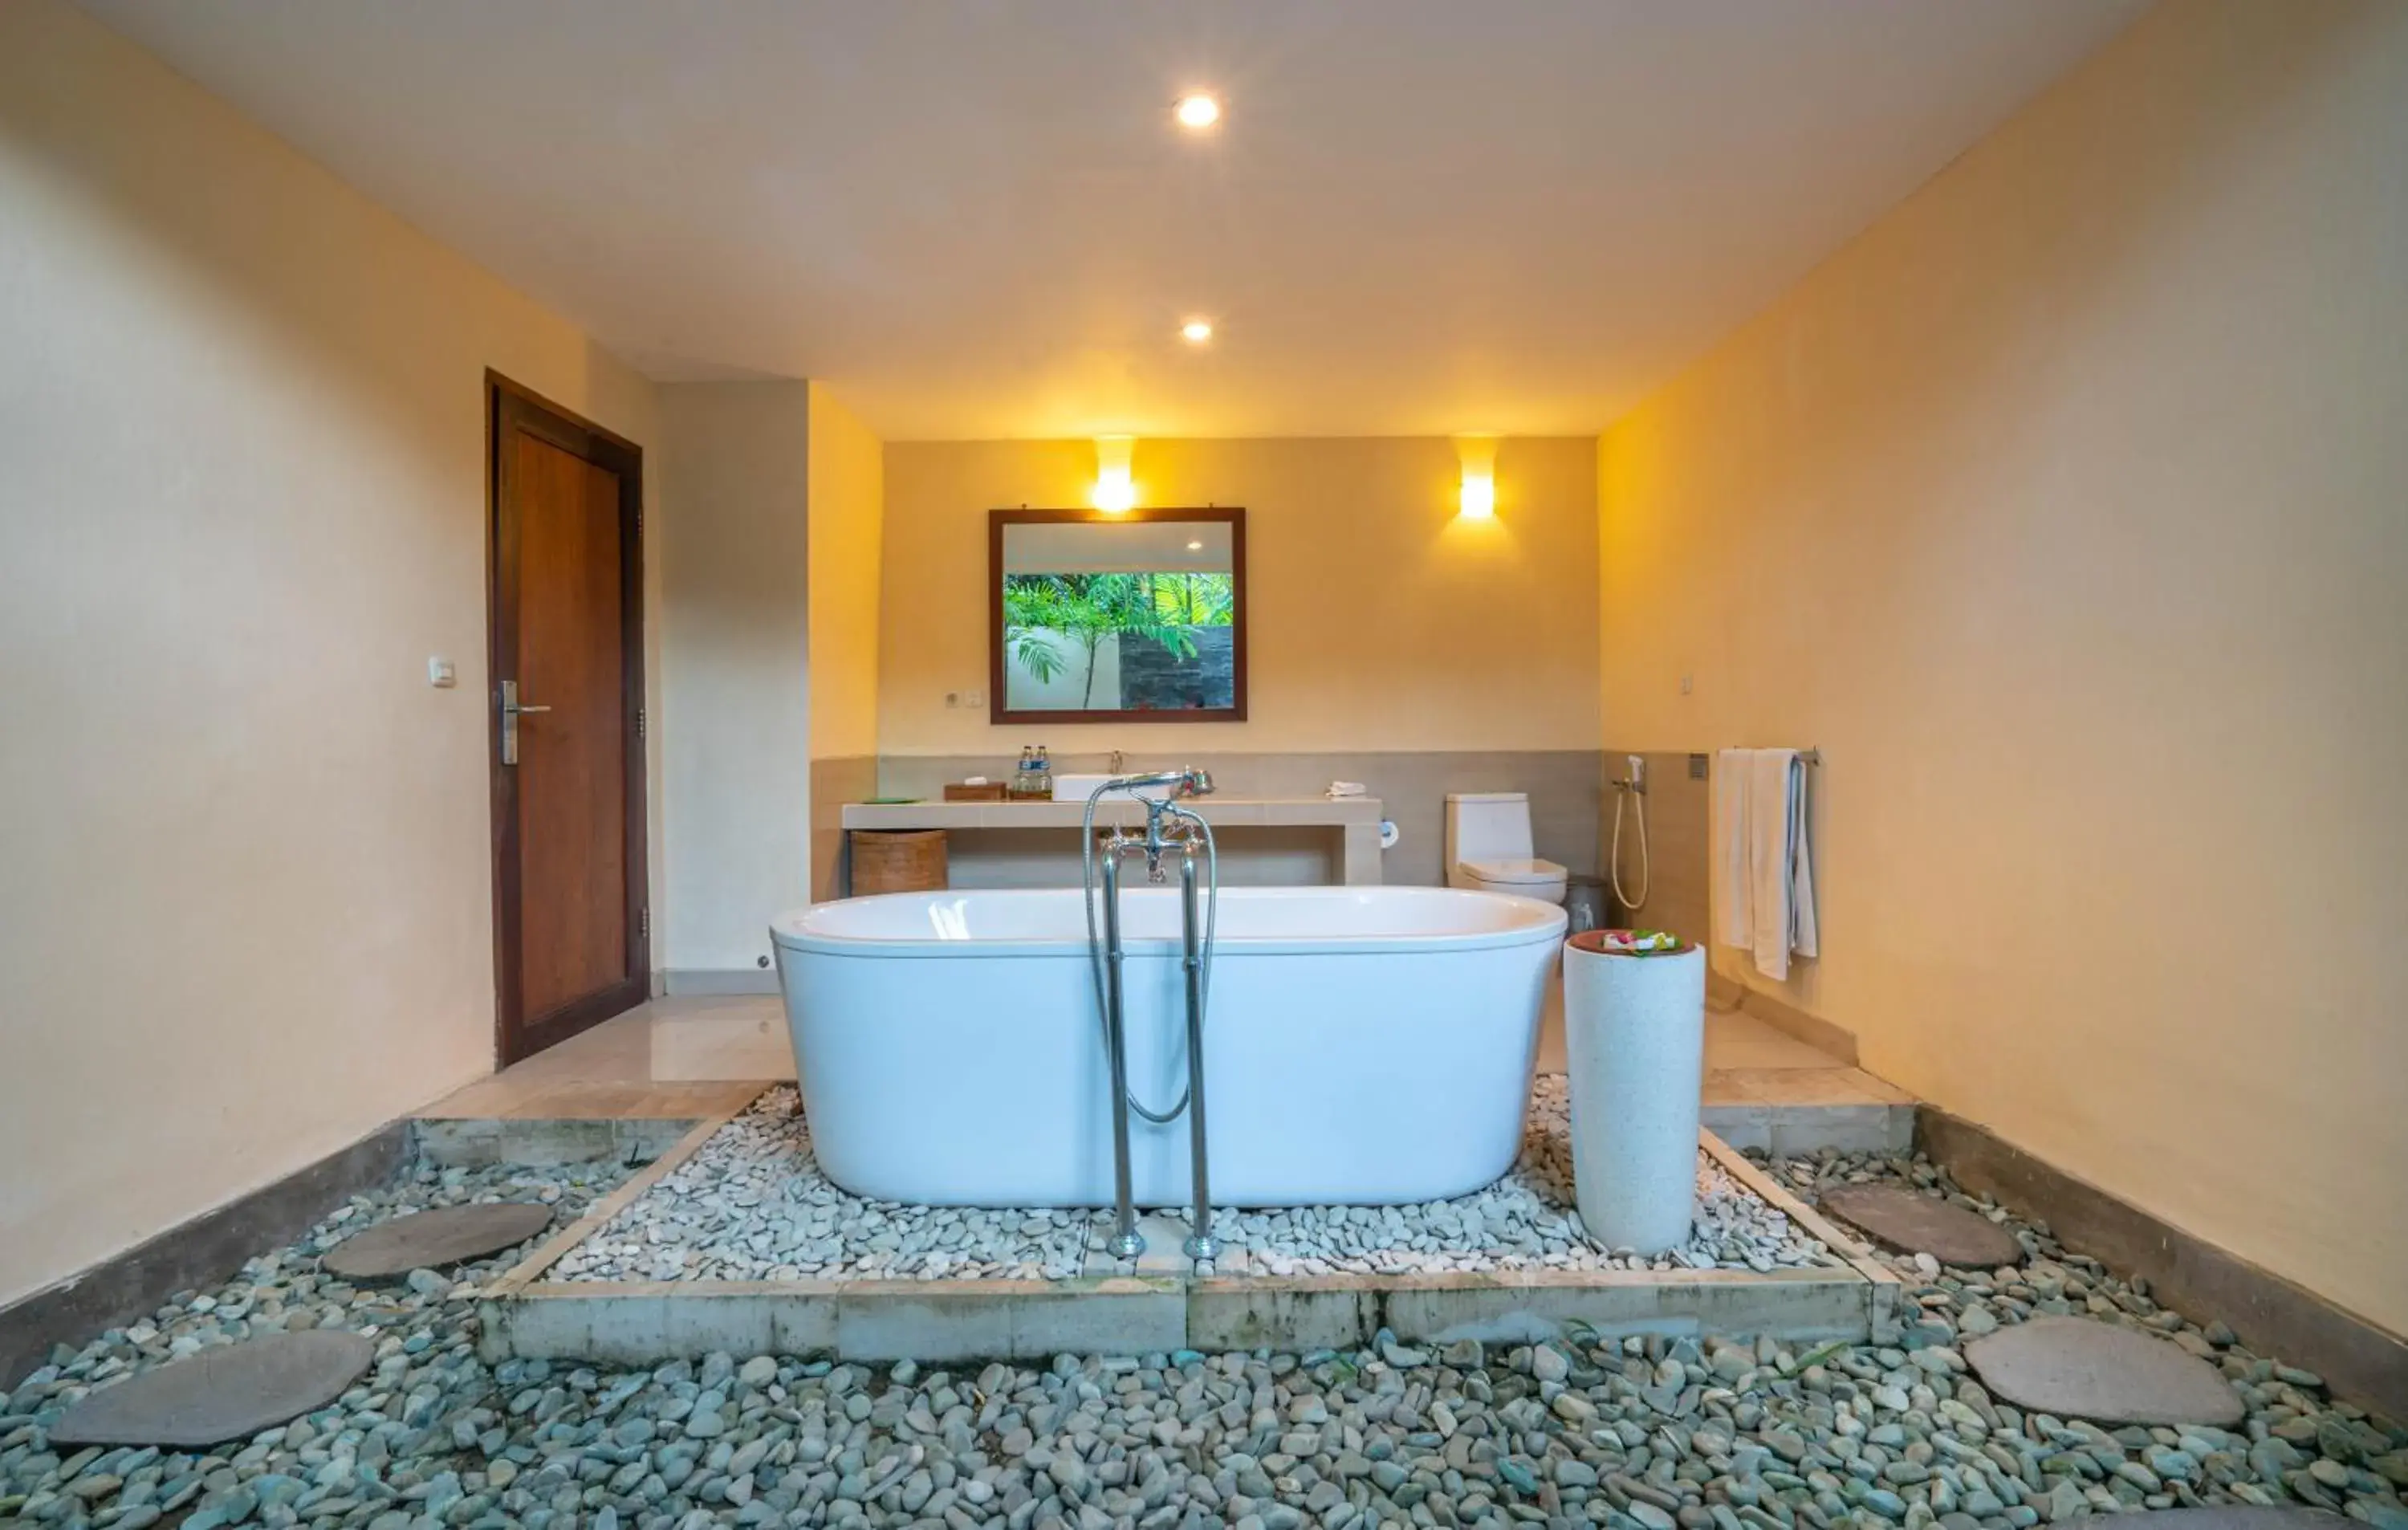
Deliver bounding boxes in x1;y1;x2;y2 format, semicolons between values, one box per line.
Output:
658;384;812;977
1597;0;2408;1333
806;385;885;761
881;437;1601;758
0;0;662;1307
805;385;885;901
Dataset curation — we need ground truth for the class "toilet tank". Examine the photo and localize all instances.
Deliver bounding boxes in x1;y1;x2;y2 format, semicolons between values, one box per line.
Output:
1444;791;1534;876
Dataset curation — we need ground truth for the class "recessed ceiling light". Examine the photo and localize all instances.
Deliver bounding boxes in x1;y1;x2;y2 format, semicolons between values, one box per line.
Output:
1181;319;1214;344
1186;539;1204;551
1175;94;1221;130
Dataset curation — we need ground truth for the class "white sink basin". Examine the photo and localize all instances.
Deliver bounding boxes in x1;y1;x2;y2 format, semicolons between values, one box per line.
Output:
1051;772;1175;803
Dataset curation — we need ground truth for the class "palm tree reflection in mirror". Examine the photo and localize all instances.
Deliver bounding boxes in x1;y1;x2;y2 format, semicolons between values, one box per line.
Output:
1005;572;1235;710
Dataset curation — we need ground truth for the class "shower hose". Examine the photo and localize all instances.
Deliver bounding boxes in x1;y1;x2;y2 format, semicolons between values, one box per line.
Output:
1080;791;1218;1125
1611;779;1651;913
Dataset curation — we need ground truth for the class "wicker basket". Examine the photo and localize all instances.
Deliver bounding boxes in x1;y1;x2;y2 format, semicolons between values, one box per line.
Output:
849;829;948;894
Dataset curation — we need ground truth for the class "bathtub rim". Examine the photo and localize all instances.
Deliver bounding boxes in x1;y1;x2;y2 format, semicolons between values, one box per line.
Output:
770;885;1568;960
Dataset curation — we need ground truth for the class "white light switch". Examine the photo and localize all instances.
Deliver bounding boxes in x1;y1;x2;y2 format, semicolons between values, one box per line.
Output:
964;689;983;708
428;657;457;689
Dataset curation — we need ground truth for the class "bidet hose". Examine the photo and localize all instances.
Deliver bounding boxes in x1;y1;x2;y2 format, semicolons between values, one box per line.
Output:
1081;790;1218;1125
1610;782;1651;913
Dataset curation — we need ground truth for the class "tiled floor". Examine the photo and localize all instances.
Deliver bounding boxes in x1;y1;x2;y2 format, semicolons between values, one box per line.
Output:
414;996;777;1121
415;993;1915;1156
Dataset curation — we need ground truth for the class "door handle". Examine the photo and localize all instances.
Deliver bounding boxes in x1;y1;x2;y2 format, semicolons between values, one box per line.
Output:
499;679;551;765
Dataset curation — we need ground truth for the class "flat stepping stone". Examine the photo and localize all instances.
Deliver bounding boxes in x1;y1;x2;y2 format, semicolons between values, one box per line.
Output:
1819;1184;2025;1267
321;1202;552;1279
1966;1316;2245;1426
48;1330;373;1447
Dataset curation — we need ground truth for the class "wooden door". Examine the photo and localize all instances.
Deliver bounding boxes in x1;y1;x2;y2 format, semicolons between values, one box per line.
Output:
488;375;648;1064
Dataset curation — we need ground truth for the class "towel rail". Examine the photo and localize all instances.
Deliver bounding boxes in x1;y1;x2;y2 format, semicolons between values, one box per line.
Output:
1713;747;1820;766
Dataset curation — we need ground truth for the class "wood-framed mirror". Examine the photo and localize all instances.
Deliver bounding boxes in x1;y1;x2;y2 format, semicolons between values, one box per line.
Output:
987;507;1248;725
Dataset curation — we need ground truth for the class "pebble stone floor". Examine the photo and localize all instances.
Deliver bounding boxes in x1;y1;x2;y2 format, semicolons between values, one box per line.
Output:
3;1150;2405;1530
551;1080;1838;1285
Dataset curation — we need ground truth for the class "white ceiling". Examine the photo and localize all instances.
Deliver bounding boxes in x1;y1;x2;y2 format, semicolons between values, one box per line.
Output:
80;0;2142;440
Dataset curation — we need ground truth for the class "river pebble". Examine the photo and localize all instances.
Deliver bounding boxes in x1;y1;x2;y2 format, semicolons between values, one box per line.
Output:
2;1141;2399;1530
559;1078;1836;1284
551;1088;1092;1283
1213;1076;1832;1276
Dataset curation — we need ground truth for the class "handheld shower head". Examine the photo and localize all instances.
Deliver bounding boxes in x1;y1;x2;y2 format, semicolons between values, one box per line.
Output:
1097;767;1214;799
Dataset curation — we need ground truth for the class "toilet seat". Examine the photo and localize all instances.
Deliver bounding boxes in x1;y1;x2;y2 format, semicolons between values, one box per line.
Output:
1458;856;1568;903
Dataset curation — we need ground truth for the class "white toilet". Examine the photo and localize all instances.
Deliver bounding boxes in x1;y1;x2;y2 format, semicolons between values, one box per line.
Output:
1444;791;1568;904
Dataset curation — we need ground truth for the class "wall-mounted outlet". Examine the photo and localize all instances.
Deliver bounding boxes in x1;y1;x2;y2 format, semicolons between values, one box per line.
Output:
944;690;962;708
964;689;983;708
1679;673;1694;695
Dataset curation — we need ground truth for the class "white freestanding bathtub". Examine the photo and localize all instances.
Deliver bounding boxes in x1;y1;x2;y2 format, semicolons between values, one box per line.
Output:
770;885;1566;1208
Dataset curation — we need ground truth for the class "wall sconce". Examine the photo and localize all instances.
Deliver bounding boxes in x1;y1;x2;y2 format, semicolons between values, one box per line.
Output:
1092;436;1137;514
1455;436;1499;519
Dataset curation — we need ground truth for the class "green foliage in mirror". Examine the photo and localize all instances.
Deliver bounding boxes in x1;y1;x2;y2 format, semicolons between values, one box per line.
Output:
1004;572;1235;709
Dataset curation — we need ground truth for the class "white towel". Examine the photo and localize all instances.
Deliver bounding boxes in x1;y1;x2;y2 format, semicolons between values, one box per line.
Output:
1713;748;1818;980
1326;780;1367;799
1746;749;1818;981
1712;750;1752;949
1787;757;1818;964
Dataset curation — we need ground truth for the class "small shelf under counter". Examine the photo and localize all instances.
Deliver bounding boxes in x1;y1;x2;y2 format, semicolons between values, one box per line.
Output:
840;796;1385;889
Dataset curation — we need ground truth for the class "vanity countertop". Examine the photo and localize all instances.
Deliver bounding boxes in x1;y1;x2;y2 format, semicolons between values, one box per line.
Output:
840;796;1383;830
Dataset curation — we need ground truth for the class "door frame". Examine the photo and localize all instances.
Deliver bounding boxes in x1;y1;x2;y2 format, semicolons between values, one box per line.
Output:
485;371;650;1065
